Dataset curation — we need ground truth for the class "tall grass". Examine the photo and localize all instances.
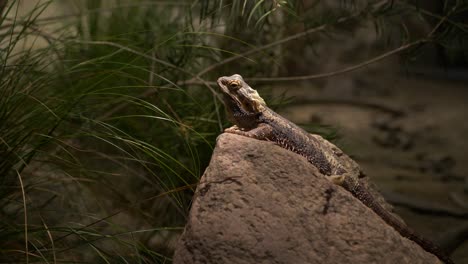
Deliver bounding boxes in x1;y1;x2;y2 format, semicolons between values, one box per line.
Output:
0;0;221;262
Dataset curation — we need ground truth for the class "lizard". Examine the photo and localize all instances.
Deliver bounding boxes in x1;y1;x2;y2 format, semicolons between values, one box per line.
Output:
216;73;454;264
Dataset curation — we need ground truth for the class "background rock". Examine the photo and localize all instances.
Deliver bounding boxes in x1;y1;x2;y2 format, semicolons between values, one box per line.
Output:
173;133;441;264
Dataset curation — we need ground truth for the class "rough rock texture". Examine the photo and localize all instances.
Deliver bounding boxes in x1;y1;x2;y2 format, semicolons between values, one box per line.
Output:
173;133;441;264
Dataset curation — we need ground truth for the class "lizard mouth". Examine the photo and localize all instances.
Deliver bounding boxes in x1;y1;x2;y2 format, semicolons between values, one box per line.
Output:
217;77;246;110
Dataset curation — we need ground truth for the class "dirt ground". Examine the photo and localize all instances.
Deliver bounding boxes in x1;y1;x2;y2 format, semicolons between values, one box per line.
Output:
268;73;468;263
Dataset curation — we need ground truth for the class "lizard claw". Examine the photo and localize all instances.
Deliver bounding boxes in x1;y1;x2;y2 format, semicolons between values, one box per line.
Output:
224;125;240;132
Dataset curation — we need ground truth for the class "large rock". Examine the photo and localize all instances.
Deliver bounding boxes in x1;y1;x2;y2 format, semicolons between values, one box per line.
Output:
173;133;440;264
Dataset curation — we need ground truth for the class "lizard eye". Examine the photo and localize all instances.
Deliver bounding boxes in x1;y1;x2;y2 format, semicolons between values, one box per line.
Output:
229;81;241;90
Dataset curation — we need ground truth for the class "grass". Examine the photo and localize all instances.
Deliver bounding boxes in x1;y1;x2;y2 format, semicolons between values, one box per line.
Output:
0;1;222;262
1;0;466;263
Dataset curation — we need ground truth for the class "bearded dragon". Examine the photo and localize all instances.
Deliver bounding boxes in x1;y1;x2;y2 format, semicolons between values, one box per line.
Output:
216;74;453;264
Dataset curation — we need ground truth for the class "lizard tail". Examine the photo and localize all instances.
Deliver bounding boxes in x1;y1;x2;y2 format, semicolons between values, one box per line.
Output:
341;177;454;264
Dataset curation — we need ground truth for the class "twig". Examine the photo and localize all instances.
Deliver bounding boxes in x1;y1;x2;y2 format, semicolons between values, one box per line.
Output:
39;215;56;264
69;40;217;95
397;0;467;34
71;39;221;109
225;1;457;83
418;8;468;34
449;192;468;211
288;98;406;117
247;39;427;82
188;11;364;80
19;1;191;24
148;49;156;87
178;80;217;86
16;170;29;264
0;0;7;16
426;2;459;38
381;190;468;218
71;40;203;85
139;183;198;203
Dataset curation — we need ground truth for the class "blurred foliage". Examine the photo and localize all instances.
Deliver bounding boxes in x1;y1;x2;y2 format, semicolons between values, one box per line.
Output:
0;0;467;263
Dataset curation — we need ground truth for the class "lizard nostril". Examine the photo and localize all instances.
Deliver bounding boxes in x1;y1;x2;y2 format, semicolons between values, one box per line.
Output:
217;77;227;85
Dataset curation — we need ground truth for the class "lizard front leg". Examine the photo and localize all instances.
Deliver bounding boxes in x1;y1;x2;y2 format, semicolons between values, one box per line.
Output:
224;123;273;141
328;174;346;186
328;173;360;194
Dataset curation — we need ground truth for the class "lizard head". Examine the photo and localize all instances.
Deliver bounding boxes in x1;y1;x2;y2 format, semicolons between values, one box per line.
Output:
217;74;266;113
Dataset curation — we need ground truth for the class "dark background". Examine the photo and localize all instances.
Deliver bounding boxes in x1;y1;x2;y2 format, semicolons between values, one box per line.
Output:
1;0;467;263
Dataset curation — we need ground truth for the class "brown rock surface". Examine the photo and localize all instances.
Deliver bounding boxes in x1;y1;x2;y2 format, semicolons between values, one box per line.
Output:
173;133;441;264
